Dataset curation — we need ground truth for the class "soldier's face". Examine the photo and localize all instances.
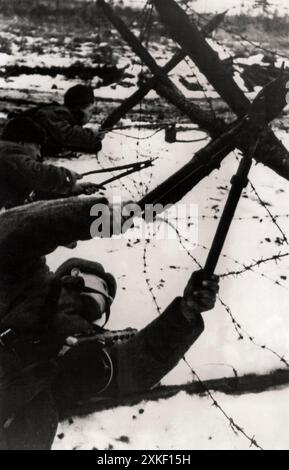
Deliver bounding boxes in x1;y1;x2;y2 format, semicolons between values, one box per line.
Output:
81;274;109;316
81;103;96;125
71;269;112;325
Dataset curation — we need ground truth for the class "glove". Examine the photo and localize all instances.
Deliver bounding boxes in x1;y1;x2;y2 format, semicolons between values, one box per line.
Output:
48;312;95;344
70;181;105;195
68;170;81;184
182;270;219;322
94;138;103;154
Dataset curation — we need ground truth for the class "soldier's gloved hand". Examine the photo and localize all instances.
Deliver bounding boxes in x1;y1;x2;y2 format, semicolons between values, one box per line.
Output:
69;170;81;184
70;181;105;196
61;275;85;292
48;312;95;344
182;270;219;322
95;130;106;141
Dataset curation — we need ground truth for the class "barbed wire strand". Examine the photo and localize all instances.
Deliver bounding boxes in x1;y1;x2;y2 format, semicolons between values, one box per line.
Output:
218;296;289;367
142;221;263;450
158;214;289;290
232;149;289;245
249;179;289;244
160;217;289;364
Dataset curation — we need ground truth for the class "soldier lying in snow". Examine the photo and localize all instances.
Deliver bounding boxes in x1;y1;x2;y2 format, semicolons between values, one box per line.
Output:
0;117;100;210
13;85;104;158
0;197;219;449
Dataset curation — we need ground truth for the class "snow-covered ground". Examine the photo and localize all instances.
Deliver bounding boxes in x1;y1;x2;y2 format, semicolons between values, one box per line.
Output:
53;389;289;450
0;31;276;102
48;125;289;450
1;3;289;450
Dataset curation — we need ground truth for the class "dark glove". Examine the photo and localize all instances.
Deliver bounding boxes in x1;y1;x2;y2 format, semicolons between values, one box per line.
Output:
47;312;95;344
61;275;85;292
182;270;219;322
94;139;102;154
70;181;105;196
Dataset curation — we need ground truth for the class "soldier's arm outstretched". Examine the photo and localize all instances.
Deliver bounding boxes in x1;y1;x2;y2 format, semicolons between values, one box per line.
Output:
0;197;111;267
107;271;219;395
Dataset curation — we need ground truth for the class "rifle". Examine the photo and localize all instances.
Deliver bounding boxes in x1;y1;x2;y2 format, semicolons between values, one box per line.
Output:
63;327;138;349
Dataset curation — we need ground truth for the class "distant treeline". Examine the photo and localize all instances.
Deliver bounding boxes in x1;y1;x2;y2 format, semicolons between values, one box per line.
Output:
0;0;142;25
0;0;288;34
226;11;289;34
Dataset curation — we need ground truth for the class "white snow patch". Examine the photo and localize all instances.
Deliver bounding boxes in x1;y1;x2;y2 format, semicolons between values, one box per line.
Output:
45;124;289;450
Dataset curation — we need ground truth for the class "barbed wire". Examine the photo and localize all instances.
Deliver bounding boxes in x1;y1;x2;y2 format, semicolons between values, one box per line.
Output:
218;296;289;367
159;216;289;367
204;244;288;289
249;179;289;244
171;20;282;262
143;238;162;315
110;127;166;140
165;218;289;369
117;138;147;197
110;127;208;142
219;252;289;281
143;144;155;194
158;216;288;284
102;1;288;450
183;57;217;118
167;212;289;222
100;150;139;198
182;358;263;450
200;213;289;221
232;150;289;245
109;0;288;450
205;246;289;291
142;222;263;450
131;0;156;197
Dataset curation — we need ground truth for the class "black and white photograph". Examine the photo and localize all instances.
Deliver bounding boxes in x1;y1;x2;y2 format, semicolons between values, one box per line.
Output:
0;0;289;452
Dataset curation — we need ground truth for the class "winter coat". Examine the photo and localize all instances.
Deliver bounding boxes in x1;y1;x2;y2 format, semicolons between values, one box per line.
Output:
0;141;76;209
32;104;103;156
0;197;204;449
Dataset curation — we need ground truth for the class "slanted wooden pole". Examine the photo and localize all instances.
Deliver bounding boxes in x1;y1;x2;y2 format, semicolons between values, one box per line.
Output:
203;73;289;273
139;74;288;212
98;0;217;132
152;0;250;116
204;148;254;274
100;11;228;132
138;119;246;209
151;0;289;182
99;0;289;183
